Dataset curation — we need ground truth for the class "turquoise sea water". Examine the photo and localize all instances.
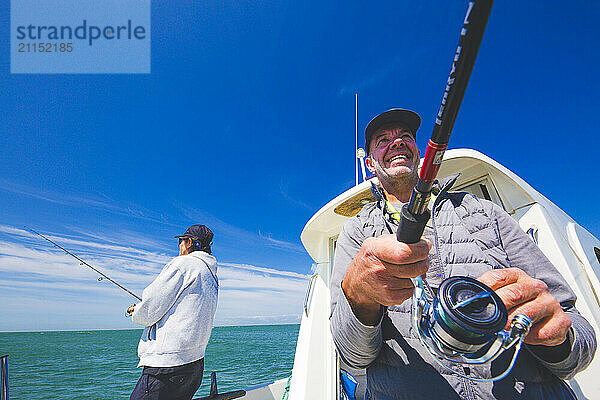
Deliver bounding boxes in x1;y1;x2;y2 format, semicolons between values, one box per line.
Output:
0;324;299;399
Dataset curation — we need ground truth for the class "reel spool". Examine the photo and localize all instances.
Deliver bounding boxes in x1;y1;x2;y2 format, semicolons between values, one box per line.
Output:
411;275;532;382
432;277;507;355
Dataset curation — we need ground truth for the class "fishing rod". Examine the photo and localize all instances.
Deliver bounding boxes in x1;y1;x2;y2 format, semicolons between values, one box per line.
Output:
26;227;142;301
391;1;533;383
396;0;494;244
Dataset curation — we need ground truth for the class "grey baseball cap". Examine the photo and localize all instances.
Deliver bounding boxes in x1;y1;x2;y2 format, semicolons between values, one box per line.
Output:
365;109;421;153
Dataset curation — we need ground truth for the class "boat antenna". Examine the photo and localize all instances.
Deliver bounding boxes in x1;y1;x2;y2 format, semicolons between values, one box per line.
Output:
26;227;142;301
357;148;367;182
355;92;359;186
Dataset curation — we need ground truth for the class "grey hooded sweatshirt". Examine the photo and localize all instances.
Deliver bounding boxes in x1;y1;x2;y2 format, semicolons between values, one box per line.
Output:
132;251;218;368
330;178;596;400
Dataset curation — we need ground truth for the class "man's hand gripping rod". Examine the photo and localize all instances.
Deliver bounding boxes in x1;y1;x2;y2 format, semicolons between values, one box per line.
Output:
396;0;494;244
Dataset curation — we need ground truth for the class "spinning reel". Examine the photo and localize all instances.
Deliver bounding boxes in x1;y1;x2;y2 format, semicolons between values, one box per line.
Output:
411;276;532;382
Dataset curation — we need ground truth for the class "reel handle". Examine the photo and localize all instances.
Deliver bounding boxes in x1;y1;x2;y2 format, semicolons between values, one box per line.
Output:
509;314;532;340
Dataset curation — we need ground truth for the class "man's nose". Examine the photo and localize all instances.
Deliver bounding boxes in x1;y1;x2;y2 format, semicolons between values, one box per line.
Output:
390;137;406;148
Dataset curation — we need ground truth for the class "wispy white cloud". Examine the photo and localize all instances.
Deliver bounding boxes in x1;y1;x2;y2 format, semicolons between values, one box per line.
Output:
0;224;309;331
338;54;407;97
220;262;310;279
0;178;176;226
64;225;172;253
179;205;305;254
2;225;171;261
279;180;314;211
257;230;305;253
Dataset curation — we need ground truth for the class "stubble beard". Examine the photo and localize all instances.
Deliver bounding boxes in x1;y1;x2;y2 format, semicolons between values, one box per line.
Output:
373;158;419;196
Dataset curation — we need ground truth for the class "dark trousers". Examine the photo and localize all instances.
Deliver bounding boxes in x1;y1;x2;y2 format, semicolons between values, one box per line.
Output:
130;358;204;400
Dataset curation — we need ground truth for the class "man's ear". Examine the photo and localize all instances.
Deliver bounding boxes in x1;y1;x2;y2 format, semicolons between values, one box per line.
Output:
365;155;377;174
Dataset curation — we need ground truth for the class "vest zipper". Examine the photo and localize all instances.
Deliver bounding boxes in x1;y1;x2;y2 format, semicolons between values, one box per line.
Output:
431;191;446;281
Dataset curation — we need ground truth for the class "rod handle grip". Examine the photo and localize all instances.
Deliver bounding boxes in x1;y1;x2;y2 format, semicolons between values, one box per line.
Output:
396;204;430;244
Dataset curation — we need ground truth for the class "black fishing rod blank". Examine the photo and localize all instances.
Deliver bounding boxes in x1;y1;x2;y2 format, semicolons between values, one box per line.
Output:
397;0;494;244
27;227;142;301
394;3;532;383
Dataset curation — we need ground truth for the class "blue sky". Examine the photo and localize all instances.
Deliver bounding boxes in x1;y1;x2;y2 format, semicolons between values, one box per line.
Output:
1;1;599;331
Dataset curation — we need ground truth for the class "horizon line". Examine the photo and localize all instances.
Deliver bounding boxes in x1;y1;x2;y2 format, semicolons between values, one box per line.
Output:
0;322;301;334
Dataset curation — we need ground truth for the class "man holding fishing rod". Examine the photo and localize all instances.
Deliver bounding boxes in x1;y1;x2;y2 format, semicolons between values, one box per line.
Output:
127;225;218;400
330;109;596;399
331;1;595;399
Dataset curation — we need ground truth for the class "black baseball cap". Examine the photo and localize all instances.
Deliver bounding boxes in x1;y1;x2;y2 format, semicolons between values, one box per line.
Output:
175;225;213;247
365;109;421;153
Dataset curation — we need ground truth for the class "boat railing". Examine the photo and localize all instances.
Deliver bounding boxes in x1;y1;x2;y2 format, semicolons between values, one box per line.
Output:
1;354;8;400
303;273;319;317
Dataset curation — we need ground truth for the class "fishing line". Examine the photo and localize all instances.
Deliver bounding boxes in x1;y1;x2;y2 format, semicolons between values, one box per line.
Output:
26;227;142;301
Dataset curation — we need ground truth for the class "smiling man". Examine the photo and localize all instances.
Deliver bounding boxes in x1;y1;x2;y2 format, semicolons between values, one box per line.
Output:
330;109;596;399
364;113;421;206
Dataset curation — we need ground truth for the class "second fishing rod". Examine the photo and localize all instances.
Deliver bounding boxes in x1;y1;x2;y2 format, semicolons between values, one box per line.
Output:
27;227;142;301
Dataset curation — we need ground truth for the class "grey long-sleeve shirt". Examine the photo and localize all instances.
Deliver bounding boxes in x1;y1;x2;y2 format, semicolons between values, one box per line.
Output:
330;190;596;400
